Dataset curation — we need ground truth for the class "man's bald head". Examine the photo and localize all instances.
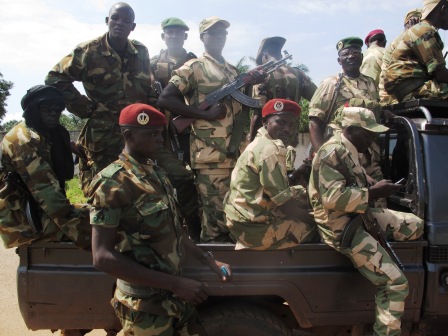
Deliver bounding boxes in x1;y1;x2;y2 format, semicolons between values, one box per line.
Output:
109;2;135;22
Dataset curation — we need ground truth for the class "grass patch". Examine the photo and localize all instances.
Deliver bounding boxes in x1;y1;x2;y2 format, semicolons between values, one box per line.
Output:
65;177;87;204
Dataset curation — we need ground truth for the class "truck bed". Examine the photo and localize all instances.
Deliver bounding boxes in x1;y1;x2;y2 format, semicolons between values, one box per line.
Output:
17;240;426;331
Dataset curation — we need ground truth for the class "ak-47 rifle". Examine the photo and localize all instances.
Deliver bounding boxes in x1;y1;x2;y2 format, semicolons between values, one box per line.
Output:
288;158;312;188
325;150;404;270
172;51;293;133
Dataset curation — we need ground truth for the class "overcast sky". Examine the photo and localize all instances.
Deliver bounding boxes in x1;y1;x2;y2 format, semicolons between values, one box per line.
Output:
1;0;432;122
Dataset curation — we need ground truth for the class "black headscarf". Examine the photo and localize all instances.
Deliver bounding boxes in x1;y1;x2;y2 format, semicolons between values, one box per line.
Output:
21;85;74;191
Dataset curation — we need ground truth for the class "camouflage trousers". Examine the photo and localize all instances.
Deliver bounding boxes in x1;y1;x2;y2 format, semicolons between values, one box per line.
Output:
112;289;206;336
401;79;448;102
339;208;423;336
196;168;232;243
229;216;319;250
152;148;199;221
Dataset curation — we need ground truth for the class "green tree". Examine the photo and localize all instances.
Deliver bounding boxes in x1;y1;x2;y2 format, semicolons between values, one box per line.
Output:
0;119;20;132
0;72;14;122
235;56;251;74
60;113;85;131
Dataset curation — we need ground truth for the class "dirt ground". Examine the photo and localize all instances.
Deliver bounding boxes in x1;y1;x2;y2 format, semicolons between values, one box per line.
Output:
0;247;123;336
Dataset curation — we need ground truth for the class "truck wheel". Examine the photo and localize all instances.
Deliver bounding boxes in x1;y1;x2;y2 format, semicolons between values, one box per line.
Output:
200;303;292;336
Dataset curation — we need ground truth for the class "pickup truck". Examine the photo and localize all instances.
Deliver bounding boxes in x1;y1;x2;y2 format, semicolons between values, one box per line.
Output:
16;100;448;335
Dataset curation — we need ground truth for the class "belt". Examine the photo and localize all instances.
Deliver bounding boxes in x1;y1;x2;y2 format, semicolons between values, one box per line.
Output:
116;279;171;298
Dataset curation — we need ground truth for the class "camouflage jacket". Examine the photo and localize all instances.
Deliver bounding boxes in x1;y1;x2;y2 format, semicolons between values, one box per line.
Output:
0;122;89;248
378;44;398;106
170;52;243;169
309;73;379;128
45;33;154;152
224;127;307;224
309;132;369;249
150;48;196;88
89;151;185;275
251;65;317;106
382;21;445;95
360;45;385;86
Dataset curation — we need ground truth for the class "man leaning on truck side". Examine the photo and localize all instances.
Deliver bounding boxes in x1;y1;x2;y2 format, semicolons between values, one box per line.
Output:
89;103;231;336
309;106;423;336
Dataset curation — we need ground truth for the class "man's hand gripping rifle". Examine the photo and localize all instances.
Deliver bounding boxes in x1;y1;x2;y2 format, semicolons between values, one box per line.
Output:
172;51;293;133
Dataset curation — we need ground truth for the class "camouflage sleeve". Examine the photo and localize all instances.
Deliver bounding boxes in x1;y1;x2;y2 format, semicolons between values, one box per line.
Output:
309;77;337;121
411;27;445;75
317;147;369;213
169;61;195;97
45;46;96;118
259;148;292;206
2;126;75;220
89;175;123;228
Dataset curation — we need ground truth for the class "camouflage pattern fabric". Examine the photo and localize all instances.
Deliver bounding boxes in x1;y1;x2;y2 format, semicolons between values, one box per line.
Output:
170;52;243;170
151;49;200;223
89;151;200;333
252;66;317;106
309;73;379;128
45;33;154;192
0;121;91;249
225;128;316;250
196;169;231;243
379;44;399;106
112;289;205;336
152;148;198;220
309;132;423;335
286;145;296;172
382;21;448;101
360;45;385;86
170;52;244;242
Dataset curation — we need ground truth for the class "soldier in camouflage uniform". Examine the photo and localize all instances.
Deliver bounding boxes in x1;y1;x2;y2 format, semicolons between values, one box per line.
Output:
45;2;154;195
89;103;231;336
309;37;385;188
0;85;91;250
360;29;387;87
151;17;201;242
158;17;245;243
249;36;317;174
248;36;317;141
381;0;448;103
309;106;423;336
224;99;317;250
379;9;422;106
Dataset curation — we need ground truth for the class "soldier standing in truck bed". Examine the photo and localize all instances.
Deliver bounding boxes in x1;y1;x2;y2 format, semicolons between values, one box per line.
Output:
150;17;201;242
157;17;245;243
45;2;154;196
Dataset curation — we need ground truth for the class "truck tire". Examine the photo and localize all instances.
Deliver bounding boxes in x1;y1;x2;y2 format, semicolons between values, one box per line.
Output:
200;303;292;336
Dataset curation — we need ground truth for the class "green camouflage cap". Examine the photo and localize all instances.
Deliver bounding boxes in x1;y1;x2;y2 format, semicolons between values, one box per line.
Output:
161;17;189;31
421;0;440;20
338;106;389;133
336;36;363;53
404;8;422;25
255;36;286;65
199;16;230;33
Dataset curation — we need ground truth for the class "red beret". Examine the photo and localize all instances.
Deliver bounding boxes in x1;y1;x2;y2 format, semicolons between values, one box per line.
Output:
364;29;385;45
262;99;301;118
119;103;167;127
